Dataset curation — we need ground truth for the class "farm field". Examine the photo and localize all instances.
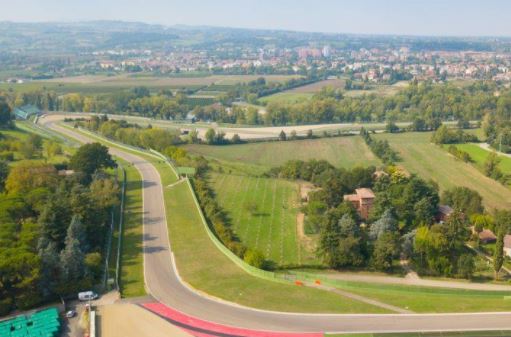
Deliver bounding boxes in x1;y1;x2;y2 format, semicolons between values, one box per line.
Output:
0;74;303;94
259;92;314;104
344;81;409;97
211;172;318;266
375;132;511;210
185;136;381;170
287;78;346;93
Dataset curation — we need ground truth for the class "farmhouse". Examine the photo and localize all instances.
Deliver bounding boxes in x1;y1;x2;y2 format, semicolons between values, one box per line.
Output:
343;188;375;220
436;205;453;223
475;228;497;244
13;105;41;120
505;235;511;258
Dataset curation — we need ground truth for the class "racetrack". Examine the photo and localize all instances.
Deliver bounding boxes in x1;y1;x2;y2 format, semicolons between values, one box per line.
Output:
41;115;511;335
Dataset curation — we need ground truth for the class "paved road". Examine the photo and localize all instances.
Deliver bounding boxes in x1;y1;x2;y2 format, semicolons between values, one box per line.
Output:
42;117;511;334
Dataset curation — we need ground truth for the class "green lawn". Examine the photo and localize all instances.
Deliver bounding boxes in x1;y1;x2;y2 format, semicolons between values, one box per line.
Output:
211;173;319;267
375;132;511;210
114;159;145;297
185;136;380;170
330;280;511;313
455;143;511;174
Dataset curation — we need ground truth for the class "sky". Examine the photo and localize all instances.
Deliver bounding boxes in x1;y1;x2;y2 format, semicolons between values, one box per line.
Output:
0;0;510;37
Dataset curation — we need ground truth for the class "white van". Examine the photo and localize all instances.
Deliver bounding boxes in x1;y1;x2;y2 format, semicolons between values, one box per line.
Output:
78;291;98;301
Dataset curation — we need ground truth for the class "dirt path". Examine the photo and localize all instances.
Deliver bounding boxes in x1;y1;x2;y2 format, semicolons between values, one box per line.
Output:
97;304;193;337
312;284;413;314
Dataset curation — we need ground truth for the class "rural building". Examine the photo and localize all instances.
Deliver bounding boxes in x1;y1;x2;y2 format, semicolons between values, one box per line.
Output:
505;235;511;258
13;105;41;120
436;205;453;223
472;228;497;244
343;188;375;220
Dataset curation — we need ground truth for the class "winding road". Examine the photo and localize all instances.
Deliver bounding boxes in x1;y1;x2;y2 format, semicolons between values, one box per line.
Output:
41;115;511;335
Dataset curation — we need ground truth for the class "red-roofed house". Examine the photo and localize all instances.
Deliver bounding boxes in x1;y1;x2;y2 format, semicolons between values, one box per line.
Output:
343;188;375;220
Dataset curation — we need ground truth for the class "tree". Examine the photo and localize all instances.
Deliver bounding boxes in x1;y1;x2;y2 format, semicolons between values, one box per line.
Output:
441;187;483;216
69;143;115;182
456;254;475;279
231;134;241;144
0;160;9;191
279;130;287;141
372;232;399;271
494;231;504;281
484;152;503;180
243;249;266;269
0;98;13;128
60;218;87;284
5;161;58;194
369;209;398;240
205;128;216;145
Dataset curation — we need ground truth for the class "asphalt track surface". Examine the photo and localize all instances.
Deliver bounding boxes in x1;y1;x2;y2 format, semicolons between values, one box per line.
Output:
43;117;511;334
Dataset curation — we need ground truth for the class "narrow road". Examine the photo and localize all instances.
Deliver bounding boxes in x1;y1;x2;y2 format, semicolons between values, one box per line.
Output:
42;116;511;334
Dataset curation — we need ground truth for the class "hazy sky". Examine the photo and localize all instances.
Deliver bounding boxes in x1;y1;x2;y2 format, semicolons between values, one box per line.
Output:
1;0;510;37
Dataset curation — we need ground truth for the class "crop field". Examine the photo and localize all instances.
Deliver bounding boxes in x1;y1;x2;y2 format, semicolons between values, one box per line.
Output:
185;136;380;170
287;78;346;93
375;132;511;210
345;81;409;97
259;92;314;104
211;173;319;267
0;74;303;94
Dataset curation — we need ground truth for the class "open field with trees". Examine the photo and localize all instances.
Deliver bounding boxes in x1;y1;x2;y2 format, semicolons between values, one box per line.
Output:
375;132;511;210
211;172;318;267
0;74;303;95
455;143;511;174
185;136;380;170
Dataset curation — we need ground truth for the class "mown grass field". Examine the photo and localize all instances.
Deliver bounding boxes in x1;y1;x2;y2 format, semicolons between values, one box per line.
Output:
164;179;386;313
114;159;145;297
287;78;346;93
375;132;511;210
185;136;380;170
211;173;318;267
259;92;314;104
455;143;511;174
331;279;511;313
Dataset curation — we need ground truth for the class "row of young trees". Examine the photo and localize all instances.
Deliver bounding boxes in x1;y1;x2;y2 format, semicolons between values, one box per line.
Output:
0;141;119;315
360;128;399;164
